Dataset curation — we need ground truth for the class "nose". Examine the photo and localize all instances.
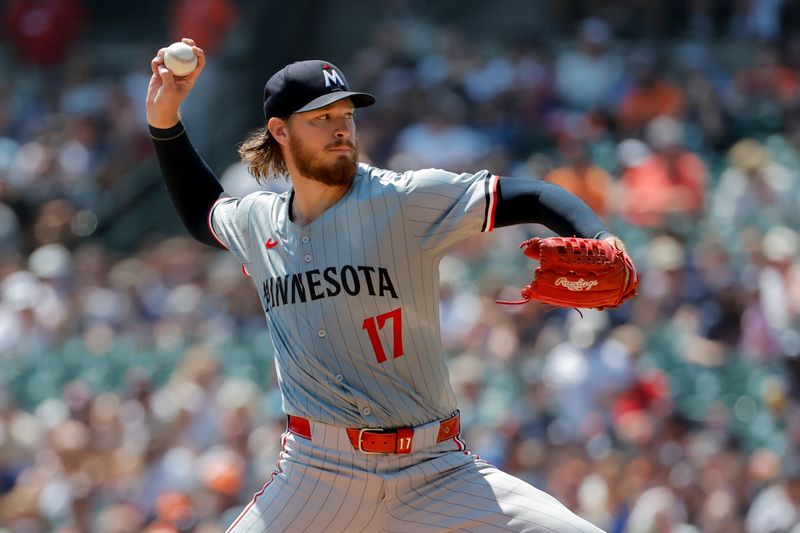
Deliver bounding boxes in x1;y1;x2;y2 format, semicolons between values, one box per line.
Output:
333;118;352;139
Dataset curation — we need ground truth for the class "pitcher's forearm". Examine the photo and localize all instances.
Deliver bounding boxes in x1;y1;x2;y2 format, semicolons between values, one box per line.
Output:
494;177;607;239
150;121;226;249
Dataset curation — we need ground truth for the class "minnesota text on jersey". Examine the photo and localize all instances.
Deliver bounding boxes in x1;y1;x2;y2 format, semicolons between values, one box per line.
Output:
262;264;399;310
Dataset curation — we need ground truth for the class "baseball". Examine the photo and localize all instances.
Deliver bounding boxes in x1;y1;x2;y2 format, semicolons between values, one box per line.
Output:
163;42;197;77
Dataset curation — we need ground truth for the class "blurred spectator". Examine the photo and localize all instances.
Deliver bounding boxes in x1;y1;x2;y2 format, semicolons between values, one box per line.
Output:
740;226;800;363
728;45;800;134
628;234;689;328
746;458;800;533
505;42;556;134
615;137;652;175
729;0;785;41
612;368;671;445
674;43;727;146
391;91;490;171
541;315;639;441
555;18;623;112
170;0;238;54
93;504;146;533
710;138;797;236
616;50;685;136
2;0;87;67
544;133;614;219
619;116;708;229
626;485;692;533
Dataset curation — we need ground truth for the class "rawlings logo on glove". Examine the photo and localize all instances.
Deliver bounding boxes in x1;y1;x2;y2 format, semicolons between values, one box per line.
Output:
555;277;599;291
497;236;639;310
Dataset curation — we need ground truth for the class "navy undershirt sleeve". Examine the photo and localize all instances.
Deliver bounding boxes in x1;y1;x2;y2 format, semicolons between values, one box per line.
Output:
149;121;226;249
494;176;610;239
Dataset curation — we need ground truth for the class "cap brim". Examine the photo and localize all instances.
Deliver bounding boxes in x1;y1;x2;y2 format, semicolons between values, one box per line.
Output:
295;91;375;113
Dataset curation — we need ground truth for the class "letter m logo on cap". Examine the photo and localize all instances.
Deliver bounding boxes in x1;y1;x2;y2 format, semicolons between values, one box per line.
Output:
322;65;345;88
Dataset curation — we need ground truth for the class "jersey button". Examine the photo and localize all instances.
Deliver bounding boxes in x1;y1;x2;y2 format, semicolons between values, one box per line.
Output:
301;235;310;244
336;374;344;382
318;329;326;338
362;407;371;416
304;254;312;263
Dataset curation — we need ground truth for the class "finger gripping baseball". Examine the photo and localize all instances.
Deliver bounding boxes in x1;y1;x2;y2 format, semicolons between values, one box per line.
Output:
498;237;640;309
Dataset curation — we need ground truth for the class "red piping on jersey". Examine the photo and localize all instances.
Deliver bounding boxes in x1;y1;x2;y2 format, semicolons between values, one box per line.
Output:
225;431;289;532
208;197;230;250
485;174;499;232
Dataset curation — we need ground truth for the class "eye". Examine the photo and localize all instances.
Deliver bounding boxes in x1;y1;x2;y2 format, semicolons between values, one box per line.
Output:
345;112;354;119
316;114;329;121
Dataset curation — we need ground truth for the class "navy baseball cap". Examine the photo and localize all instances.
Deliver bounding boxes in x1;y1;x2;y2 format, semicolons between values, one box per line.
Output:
263;60;375;120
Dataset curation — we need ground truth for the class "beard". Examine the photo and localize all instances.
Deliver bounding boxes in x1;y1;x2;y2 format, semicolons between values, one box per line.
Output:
288;136;359;187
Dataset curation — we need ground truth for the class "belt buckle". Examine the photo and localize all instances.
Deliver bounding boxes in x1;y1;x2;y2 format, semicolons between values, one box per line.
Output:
357;428;386;454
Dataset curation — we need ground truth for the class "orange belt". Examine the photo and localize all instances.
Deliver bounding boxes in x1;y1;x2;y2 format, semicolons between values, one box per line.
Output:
287;413;461;454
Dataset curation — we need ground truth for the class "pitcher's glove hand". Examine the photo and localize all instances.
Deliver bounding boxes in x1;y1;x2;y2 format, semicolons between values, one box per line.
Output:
497;236;639;309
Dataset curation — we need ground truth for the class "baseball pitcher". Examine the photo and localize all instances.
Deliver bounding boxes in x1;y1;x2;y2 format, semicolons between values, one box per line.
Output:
146;37;636;532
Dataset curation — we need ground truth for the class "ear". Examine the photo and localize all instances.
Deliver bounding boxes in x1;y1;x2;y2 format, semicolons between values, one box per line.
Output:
268;117;290;146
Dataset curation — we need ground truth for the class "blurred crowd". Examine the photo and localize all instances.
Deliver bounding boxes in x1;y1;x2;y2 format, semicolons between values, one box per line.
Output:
3;1;800;532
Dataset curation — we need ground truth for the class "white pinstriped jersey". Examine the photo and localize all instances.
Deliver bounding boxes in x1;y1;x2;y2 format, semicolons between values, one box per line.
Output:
210;163;499;429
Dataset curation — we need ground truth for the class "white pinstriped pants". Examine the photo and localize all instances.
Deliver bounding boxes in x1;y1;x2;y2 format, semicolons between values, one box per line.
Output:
226;418;605;533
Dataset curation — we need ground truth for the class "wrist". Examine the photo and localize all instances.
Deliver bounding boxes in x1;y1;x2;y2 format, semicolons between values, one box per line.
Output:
149;121;185;141
146;113;181;130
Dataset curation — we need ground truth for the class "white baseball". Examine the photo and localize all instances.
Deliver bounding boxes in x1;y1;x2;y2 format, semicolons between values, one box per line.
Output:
163;42;198;77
